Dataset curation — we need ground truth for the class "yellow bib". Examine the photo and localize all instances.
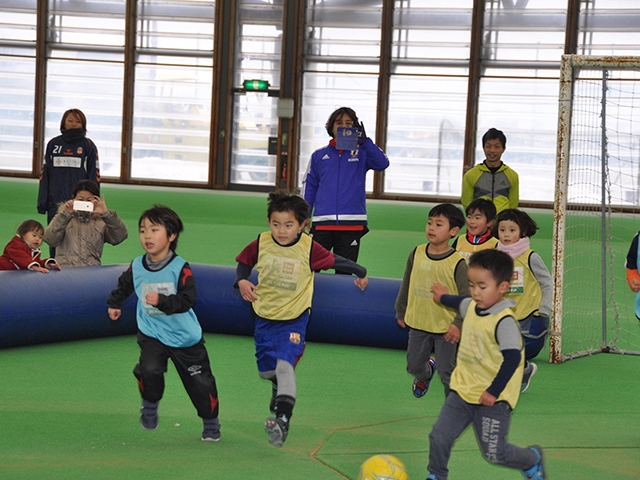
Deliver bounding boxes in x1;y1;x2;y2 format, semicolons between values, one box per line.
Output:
506;250;542;321
455;235;498;264
451;300;524;409
405;244;462;333
254;232;314;320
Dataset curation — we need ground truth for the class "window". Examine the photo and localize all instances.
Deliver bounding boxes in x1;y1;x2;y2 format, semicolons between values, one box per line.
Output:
230;0;284;187
46;0;126;178
384;0;473;197
476;0;567;203
299;0;382;189
131;0;215;183
577;0;640;55
0;0;37;172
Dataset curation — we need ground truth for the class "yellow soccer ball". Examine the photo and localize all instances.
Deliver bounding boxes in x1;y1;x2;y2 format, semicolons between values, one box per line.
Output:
357;454;409;480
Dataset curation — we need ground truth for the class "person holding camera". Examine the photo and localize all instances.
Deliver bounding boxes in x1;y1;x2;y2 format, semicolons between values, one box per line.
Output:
43;180;128;267
301;107;389;273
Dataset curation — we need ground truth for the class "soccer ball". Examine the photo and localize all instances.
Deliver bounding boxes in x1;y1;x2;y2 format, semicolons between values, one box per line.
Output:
357;454;409;480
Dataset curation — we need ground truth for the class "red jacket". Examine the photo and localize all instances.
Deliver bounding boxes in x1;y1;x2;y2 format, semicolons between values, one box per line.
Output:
0;235;55;270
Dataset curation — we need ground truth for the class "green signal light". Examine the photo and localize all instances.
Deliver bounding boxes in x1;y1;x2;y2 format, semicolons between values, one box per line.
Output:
243;79;270;92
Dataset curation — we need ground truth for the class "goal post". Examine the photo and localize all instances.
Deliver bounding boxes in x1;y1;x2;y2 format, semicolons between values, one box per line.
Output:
551;55;640;363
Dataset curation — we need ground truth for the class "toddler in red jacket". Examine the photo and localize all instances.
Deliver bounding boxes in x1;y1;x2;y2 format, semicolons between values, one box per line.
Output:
0;220;60;273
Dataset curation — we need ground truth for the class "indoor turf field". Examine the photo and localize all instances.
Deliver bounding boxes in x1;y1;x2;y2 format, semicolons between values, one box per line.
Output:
1;178;639;479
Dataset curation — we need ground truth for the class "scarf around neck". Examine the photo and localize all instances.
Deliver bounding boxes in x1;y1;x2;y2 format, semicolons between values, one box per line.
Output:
61;128;86;143
497;236;530;259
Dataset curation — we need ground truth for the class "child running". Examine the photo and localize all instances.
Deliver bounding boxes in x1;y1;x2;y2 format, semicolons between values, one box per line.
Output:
234;190;368;447
452;198;498;263
428;249;546;480
395;203;469;398
0;220;60;272
496;208;552;393
107;205;221;441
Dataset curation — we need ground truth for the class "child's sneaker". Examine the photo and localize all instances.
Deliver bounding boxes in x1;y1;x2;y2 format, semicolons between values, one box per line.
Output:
521;362;538;393
264;415;289;448
201;418;221;442
140;400;158;430
522;445;546;479
269;381;278;414
412;358;436;398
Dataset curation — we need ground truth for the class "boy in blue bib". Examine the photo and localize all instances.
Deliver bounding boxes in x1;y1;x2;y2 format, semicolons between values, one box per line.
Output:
107;205;220;442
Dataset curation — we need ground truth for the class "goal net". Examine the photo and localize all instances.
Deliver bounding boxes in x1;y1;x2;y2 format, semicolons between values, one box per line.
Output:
552;55;640;363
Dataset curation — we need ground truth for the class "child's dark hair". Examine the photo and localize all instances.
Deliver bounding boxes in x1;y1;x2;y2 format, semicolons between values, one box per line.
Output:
428;203;465;231
17;220;44;237
469;249;514;285
139;205;184;251
60;108;87;133
496;208;538;238
325;107;358;137
465;198;496;223
72;179;100;198
267;190;310;225
482;127;507;148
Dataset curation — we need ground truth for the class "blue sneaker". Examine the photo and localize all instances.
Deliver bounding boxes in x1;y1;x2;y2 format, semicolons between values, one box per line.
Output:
521;362;538;393
522;445;546;479
412;358;436;398
426;475;438;480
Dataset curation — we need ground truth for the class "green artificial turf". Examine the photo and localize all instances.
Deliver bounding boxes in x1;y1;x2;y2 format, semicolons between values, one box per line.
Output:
1;178;639;479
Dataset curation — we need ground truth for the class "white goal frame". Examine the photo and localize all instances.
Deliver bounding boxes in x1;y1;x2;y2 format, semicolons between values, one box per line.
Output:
551;54;640;363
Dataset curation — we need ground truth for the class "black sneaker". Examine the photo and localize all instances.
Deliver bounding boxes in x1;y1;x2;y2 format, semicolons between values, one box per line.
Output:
140;401;158;430
201;418;221;442
264;415;289;447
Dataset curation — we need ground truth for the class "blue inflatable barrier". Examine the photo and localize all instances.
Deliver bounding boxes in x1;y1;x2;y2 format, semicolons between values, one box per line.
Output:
0;264;408;350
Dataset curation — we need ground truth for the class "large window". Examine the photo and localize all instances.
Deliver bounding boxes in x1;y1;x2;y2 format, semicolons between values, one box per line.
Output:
2;0;640;203
46;0;126;178
131;0;214;183
230;0;283;187
0;0;37;172
299;0;382;189
475;0;567;203
385;0;473;197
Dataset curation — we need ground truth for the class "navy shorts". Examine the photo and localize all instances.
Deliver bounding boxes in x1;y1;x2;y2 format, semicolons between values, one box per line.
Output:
254;311;309;372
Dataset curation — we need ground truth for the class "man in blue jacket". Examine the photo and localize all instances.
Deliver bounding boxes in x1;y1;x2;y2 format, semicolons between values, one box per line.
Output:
301;107;389;274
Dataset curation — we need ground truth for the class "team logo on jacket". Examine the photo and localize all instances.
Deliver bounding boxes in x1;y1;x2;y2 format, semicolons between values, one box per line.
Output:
289;332;301;344
348;151;359;160
77;147;83;155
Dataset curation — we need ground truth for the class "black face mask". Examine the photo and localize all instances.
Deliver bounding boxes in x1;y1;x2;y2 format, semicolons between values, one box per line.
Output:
61;128;85;143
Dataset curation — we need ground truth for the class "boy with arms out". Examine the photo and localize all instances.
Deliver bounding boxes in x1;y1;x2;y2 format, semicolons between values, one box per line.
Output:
395;203;469;398
107;205;220;441
428;249;546;480
234;190;368;447
452;198;498;263
461;128;519;215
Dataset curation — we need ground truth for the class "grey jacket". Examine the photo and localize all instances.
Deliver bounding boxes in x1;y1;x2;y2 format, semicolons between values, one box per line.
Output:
43;206;128;267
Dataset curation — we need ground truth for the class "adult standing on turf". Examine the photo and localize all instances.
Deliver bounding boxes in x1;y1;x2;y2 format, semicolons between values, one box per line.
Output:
37;108;100;256
301;107;389;274
461;127;518;215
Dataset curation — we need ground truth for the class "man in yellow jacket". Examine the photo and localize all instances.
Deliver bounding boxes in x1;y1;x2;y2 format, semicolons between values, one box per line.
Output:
461;128;519;215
